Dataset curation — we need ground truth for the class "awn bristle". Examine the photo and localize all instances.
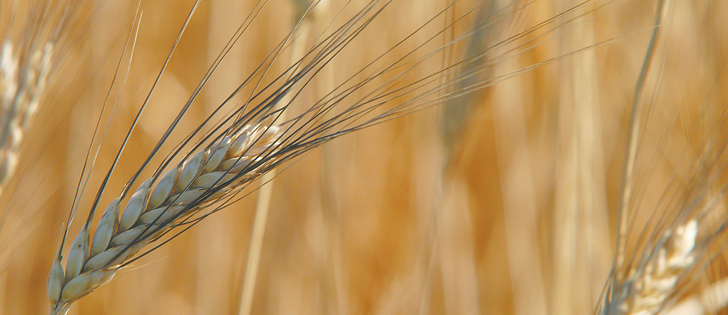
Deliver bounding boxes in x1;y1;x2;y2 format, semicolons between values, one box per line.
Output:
47;123;281;314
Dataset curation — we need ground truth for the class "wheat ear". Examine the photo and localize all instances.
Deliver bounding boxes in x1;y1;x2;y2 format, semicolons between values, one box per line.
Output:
0;40;53;196
47;123;281;314
616;220;698;315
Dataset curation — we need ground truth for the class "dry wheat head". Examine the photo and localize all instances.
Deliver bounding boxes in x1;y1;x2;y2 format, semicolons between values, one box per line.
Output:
47;122;282;314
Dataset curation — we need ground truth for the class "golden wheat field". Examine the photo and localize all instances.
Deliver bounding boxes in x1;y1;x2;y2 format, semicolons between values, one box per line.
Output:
1;0;727;314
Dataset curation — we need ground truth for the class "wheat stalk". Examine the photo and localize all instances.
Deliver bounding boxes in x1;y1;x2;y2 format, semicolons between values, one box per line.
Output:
47;122;282;314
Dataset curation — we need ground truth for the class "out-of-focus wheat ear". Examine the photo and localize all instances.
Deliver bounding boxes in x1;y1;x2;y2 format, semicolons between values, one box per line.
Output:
0;40;53;196
664;276;728;314
0;41;19;196
0;42;17;109
617;220;698;315
22;43;53;125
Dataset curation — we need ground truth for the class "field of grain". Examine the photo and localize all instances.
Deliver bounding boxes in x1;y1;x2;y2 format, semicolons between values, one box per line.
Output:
1;0;727;314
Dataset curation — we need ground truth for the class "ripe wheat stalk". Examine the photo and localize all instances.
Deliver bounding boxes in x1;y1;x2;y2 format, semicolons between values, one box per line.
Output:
0;0;727;314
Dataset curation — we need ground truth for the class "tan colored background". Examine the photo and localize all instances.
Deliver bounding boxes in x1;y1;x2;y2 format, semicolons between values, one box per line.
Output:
2;0;727;314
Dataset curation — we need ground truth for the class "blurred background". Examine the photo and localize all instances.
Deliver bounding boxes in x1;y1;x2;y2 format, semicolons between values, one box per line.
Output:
1;0;728;314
